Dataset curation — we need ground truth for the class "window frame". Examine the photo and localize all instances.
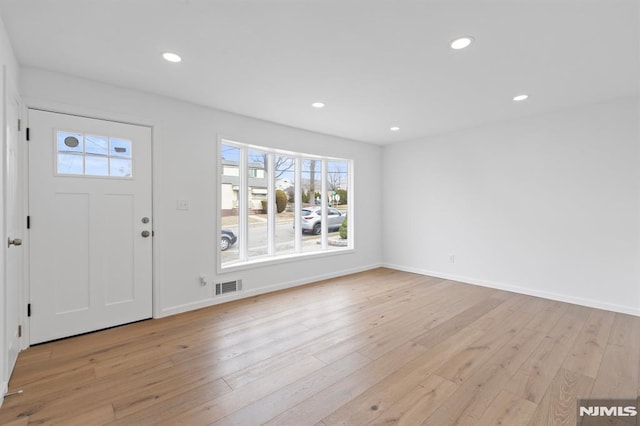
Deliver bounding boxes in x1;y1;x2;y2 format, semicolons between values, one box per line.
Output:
217;137;354;273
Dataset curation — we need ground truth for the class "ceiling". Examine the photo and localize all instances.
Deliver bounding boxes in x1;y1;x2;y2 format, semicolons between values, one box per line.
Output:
0;0;638;145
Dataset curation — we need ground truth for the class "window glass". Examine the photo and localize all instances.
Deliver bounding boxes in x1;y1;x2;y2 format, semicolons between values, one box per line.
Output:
57;131;83;154
275;155;295;256
110;138;132;158
247;149;269;260
327;160;349;251
85;135;108;156
57;153;83;175
85;156;109;176
110;158;132;177
220;144;241;265
300;159;323;253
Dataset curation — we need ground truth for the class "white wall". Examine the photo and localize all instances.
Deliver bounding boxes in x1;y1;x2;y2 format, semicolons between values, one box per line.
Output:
0;13;20;401
21;67;383;317
383;97;640;315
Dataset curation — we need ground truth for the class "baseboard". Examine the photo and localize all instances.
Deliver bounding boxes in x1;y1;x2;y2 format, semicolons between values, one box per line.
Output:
384;263;640;317
158;263;383;318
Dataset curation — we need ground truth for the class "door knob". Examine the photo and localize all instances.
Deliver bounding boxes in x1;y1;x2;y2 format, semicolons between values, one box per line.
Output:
141;230;150;238
8;238;22;247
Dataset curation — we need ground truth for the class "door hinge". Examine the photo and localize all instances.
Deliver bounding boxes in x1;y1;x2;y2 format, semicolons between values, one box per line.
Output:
27;304;31;317
26;128;30;141
18;119;21;132
27;216;30;229
18;325;22;338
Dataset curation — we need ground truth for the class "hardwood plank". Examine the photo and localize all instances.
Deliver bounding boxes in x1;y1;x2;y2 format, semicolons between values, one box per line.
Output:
210;352;370;425
412;296;505;349
530;368;593;426
435;307;535;384
562;309;616;378
505;309;588;403
123;355;326;425
423;362;512;425
476;389;537;426
313;282;489;364
322;324;488;425
590;344;639;399
1;417;29;426
263;341;429;426
608;313;640;350
367;374;458;425
51;403;116;426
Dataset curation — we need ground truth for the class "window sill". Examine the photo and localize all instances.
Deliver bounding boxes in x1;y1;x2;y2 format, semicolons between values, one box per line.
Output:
217;246;355;275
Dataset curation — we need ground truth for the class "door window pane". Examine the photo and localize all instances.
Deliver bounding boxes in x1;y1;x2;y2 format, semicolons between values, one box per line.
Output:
110;138;132;158
57;153;83;175
85;156;109;176
110;158;132;177
85;135;108;156
57;131;83;153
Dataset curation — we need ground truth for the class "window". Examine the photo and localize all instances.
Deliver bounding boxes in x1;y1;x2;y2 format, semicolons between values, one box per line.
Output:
219;139;353;269
56;130;132;177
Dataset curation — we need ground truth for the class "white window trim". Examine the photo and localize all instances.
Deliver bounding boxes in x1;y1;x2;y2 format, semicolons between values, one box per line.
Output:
217;137;354;273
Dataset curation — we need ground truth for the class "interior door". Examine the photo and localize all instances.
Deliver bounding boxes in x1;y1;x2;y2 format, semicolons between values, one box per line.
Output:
28;110;153;344
4;88;22;377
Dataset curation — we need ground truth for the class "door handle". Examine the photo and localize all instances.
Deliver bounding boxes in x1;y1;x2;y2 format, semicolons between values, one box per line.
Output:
8;238;22;247
141;231;150;238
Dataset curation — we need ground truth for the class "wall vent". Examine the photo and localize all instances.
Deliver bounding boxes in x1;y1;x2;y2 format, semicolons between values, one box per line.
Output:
216;279;242;296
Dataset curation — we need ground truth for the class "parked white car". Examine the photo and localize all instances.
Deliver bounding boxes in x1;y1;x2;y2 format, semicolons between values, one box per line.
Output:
301;206;344;234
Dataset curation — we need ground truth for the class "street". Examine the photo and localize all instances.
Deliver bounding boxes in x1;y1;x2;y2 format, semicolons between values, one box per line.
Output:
221;220;341;263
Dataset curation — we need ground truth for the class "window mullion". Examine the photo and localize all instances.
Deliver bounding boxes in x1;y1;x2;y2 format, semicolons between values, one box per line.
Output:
321;159;328;249
267;153;275;256
239;146;248;261
294;157;302;253
348;161;353;248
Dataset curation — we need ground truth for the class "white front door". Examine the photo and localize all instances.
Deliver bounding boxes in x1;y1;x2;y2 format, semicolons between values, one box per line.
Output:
4;89;23;377
28;110;153;344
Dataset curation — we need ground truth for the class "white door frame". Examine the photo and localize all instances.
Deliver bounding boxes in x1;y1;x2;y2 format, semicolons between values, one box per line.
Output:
23;99;160;346
2;68;25;396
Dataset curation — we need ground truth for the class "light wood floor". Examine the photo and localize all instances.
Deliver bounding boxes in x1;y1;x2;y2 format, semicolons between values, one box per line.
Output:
1;268;639;425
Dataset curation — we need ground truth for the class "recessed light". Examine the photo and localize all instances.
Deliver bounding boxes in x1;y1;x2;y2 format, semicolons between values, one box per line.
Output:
513;94;529;102
450;36;474;50
311;102;326;108
162;52;182;63
390;126;400;132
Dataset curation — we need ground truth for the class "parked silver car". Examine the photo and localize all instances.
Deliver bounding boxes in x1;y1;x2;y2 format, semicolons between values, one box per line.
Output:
301;206;344;234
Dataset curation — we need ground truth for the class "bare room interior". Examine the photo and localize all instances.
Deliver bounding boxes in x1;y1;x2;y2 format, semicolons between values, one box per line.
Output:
0;0;638;424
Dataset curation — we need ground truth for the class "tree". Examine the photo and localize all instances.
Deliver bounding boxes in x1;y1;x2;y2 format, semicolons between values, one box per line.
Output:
308;160;317;204
261;189;288;213
328;168;344;191
275;189;287;213
339;216;348;239
251;153;294;179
